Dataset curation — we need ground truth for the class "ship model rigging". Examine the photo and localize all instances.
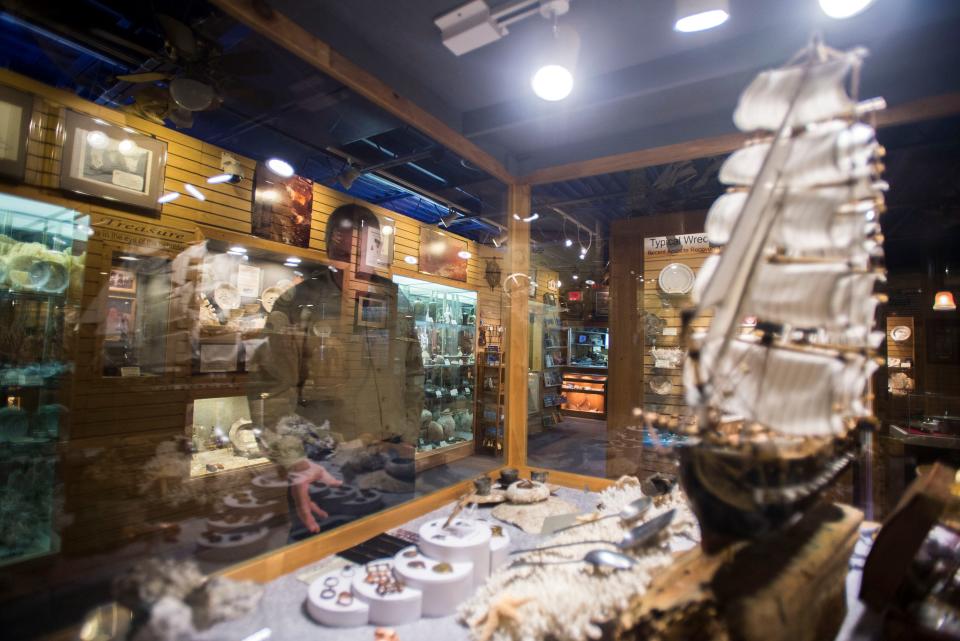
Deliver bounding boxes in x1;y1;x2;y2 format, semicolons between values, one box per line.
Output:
679;38;888;547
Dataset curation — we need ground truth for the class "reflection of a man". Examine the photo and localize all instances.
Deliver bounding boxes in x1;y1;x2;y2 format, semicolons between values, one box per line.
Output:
249;269;423;540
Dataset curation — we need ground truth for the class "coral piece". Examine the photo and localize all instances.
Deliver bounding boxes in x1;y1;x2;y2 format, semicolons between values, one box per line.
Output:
132;596;196;641
113;559;205;614
186;576;263;630
474;594;533;641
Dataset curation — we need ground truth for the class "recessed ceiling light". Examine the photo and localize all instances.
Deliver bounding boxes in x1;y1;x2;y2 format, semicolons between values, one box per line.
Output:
207;173;233;184
381;224;394;235
572;274;579;280
458;250;472;260
404;256;418;265
674;0;729;33
266;158;294;177
158;192;180;204
229;246;247;254
532;64;574;101
585;279;596;285
184;183;205;201
818;0;875;19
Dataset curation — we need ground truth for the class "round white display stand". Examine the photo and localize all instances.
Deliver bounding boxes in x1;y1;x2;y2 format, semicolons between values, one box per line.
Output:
306;570;370;627
222;490;283;517
485;522;511;570
393;546;474;617
196;526;269;562
351;559;423;626
418;518;492;587
205;511;275;534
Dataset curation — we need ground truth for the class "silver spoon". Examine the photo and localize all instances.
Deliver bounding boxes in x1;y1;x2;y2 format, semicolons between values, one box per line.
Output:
510;548;637;570
551;497;652;535
511;509;675;556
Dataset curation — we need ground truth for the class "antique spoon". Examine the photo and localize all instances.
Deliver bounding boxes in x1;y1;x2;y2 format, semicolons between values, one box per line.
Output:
510;548;637;570
510;509;675;556
551;497;652;535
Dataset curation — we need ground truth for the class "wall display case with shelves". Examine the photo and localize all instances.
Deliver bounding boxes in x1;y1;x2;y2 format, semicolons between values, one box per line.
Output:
560;372;608;419
393;275;477;465
568;327;609;369
0;192;88;566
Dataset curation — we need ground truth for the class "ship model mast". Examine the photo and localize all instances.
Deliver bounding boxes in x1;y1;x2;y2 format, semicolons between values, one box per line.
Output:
679;38;888;546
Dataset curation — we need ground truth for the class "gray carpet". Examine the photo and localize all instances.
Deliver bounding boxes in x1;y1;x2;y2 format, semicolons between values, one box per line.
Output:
527;416;607;478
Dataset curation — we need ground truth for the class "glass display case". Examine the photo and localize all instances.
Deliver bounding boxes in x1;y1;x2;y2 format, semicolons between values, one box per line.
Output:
0;192;88;566
560;372;608;419
568;327;609;368
393;275;476;462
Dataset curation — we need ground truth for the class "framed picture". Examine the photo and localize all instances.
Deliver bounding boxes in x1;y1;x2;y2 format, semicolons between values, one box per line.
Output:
108;267;137;294
199;340;241;373
104;296;136;341
0;85;33;182
354;290;388;330
595;289;610;317
252;166;313;248
359;223;392;273
60;110;167;214
419;227;468;282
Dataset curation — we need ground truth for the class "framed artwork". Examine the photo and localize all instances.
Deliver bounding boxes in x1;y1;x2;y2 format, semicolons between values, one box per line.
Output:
60;110;167;214
199;340;241;373
0;85;33;182
104;296;135;341
252;166;313;248
108;267;137;294
419;227;468;282
543;369;562;387
359;223;393;273
354;290;388;330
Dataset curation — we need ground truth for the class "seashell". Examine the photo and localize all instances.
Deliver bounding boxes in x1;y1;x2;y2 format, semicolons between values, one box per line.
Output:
420;409;433;426
437;413;456;439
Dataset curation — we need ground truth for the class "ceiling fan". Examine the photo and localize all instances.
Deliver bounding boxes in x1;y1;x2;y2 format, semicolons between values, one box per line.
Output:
116;14;269;128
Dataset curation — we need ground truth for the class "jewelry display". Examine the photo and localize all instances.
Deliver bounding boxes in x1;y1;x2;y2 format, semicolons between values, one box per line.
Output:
336;592;354;606
320;588;335;600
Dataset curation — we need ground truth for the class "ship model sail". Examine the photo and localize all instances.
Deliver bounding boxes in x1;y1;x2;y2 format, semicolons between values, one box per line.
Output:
680;39;888;546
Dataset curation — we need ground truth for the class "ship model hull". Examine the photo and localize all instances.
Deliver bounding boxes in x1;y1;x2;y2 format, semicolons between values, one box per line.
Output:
678;436;857;551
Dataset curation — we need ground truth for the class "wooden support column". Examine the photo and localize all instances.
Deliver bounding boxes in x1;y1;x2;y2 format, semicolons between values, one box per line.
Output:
504;183;531;467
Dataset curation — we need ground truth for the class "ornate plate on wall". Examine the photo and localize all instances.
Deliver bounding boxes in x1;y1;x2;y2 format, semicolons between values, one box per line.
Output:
657;263;695;295
890;325;912;342
648;376;673;396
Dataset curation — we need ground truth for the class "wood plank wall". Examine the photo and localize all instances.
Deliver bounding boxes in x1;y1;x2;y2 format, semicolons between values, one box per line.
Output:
0;69;504;558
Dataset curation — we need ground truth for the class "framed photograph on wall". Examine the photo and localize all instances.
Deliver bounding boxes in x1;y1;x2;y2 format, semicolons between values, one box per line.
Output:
252;166;313;248
60;110;167;215
354;290;388;330
358;223;392;273
108;267;137;294
104;296;135;341
419;227;468;282
0;85;33;182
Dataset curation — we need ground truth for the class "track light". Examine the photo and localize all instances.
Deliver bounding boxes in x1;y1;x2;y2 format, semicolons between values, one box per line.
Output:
564;238;573;247
674;0;729;33
532;11;579;102
184;183;205;201
491;232;508;248
572;274;579;281
585;279;596;286
158;192;180;204
439;209;462;227
338;164;361;189
266;158;294;177
818;0;875;19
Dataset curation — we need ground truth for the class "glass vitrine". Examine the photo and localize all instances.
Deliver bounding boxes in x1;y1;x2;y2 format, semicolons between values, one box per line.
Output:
393;275;477;463
0;192;88;566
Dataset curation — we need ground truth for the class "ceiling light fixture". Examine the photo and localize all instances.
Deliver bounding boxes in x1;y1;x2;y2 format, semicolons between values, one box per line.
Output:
572;274;579;281
381;224;394;235
532;2;579;102
585;279;596;286
286;257;301;264
439;209;462;227
229;246;247;254
532;65;574;101
564;238;573;247
404;255;418;265
491;232;508;248
933;290;956;311
674;0;730;33
266;158;294;178
207;174;233;184
458;250;472;260
523;213;540;222
183;183;205;201
158;192;180;204
818;0;875;19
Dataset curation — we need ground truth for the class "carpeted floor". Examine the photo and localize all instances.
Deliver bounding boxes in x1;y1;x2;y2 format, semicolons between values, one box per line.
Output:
528;415;607;478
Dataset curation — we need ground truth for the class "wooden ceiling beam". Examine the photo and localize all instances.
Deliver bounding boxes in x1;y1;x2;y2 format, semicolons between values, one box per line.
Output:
211;0;514;185
522;92;960;185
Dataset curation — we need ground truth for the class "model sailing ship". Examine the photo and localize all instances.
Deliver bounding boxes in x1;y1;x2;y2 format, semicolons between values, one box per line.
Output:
680;38;888;547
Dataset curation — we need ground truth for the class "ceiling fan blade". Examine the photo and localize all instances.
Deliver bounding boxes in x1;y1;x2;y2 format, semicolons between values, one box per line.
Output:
116;72;173;83
157;14;200;62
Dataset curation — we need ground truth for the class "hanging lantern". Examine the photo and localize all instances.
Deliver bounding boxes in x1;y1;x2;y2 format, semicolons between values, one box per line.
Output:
933;290;956;311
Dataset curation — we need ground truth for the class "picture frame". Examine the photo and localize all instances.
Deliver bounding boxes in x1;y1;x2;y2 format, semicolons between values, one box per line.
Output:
0;84;33;182
60;110;167;215
108;267;137;294
104;296;136;341
252;166;313;248
354;290;388;330
418;227;468;282
595;289;610;317
359;223;393;273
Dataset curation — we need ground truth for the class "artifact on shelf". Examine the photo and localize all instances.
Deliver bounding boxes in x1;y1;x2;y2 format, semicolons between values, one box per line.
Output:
505;480;551;504
679;38;888;545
